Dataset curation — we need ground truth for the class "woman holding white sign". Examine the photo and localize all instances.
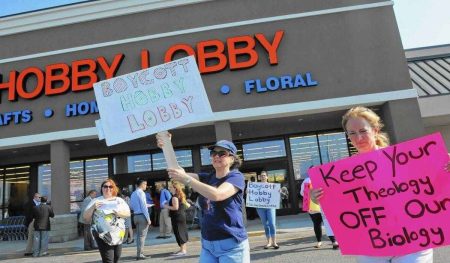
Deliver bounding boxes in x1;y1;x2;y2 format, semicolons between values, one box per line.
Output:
157;134;250;263
256;171;280;249
312;106;442;263
83;179;131;263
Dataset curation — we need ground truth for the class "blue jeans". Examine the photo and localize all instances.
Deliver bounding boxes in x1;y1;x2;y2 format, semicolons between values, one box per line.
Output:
33;230;49;257
200;238;250;263
256;208;276;238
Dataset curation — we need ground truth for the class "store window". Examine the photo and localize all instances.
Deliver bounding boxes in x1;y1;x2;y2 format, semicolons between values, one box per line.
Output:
0;168;3;219
242;140;286;161
85;158;108;193
38;157;109;213
70;161;84;204
38;164;52;199
152;150;193;171
318;132;350;163
289;135;321;180
200;147;211;166
3;166;30;218
113;154;151;174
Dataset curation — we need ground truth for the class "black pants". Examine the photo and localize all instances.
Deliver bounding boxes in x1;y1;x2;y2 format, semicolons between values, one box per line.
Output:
309;213;336;243
93;231;122;263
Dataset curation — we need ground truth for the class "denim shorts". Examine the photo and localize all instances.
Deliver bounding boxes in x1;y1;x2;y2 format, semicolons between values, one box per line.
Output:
357;249;433;263
200;238;250;263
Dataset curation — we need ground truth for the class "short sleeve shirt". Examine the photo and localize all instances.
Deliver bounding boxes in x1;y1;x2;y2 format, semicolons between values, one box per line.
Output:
85;196;129;245
198;169;247;242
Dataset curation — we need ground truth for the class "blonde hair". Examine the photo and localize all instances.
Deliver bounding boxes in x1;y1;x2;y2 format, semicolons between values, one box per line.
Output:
172;181;190;208
342;106;390;147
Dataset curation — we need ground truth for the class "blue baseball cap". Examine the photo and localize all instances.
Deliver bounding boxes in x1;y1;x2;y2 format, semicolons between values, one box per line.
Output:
208;140;237;155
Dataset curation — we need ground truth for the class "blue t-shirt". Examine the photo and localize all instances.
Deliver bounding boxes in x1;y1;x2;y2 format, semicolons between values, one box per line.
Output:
198;169;247;242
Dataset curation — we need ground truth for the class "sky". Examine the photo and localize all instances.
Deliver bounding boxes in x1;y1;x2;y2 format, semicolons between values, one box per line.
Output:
393;0;450;49
0;0;449;50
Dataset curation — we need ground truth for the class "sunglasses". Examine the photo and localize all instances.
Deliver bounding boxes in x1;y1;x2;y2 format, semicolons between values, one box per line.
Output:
102;185;114;189
209;150;231;158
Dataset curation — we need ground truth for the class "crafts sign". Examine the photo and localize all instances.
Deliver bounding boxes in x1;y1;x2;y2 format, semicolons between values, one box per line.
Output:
246;182;281;209
93;56;213;146
309;133;450;256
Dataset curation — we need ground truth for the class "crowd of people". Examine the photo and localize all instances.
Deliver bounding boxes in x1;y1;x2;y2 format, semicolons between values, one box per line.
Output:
20;106;450;263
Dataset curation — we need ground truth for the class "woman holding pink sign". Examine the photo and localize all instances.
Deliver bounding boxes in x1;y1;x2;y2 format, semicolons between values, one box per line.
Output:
312;106;445;263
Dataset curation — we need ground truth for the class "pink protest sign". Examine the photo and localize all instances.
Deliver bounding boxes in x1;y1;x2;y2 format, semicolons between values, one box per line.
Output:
309;133;450;256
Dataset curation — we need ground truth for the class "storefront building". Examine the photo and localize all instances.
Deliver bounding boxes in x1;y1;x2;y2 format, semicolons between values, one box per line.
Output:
1;0;448;241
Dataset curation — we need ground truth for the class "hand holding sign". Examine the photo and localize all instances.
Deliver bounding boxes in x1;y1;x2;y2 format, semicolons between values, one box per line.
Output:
246;182;281;209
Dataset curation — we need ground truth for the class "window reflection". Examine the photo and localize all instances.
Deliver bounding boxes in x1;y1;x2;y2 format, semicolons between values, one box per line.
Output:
86;158;108;194
289;135;321;180
200;147;211;166
152;150;192;170
38;158;109;213
38;164;52;199
70;160;84;203
318;132;349;163
242;140;286;161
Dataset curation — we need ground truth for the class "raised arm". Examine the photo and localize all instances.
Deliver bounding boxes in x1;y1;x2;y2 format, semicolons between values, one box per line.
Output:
168;168;239;202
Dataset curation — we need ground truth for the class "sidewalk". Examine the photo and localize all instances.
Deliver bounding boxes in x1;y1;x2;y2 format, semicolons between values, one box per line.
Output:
0;212;312;260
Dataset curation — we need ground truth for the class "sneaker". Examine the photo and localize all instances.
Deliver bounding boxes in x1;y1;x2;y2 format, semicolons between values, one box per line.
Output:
136;254;146;260
172;252;187;257
315;242;322;248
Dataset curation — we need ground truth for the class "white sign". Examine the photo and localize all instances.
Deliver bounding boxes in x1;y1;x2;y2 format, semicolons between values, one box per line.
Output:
93;56;213;146
246;182;281;209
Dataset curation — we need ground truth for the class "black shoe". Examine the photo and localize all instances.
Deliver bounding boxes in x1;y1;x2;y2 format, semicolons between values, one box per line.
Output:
24;253;33;256
156;236;164;239
273;244;280;249
127;239;135;244
163;236;171;239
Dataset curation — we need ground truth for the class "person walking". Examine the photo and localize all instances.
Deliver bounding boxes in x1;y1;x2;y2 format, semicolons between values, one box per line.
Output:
165;181;189;256
130;178;151;260
156;182;172;239
24;192;41;256
79;190;98;250
255;171;279;249
32;196;54;257
280;185;289;208
83;179;130;263
312;106;450;263
157;134;250;263
300;175;338;249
